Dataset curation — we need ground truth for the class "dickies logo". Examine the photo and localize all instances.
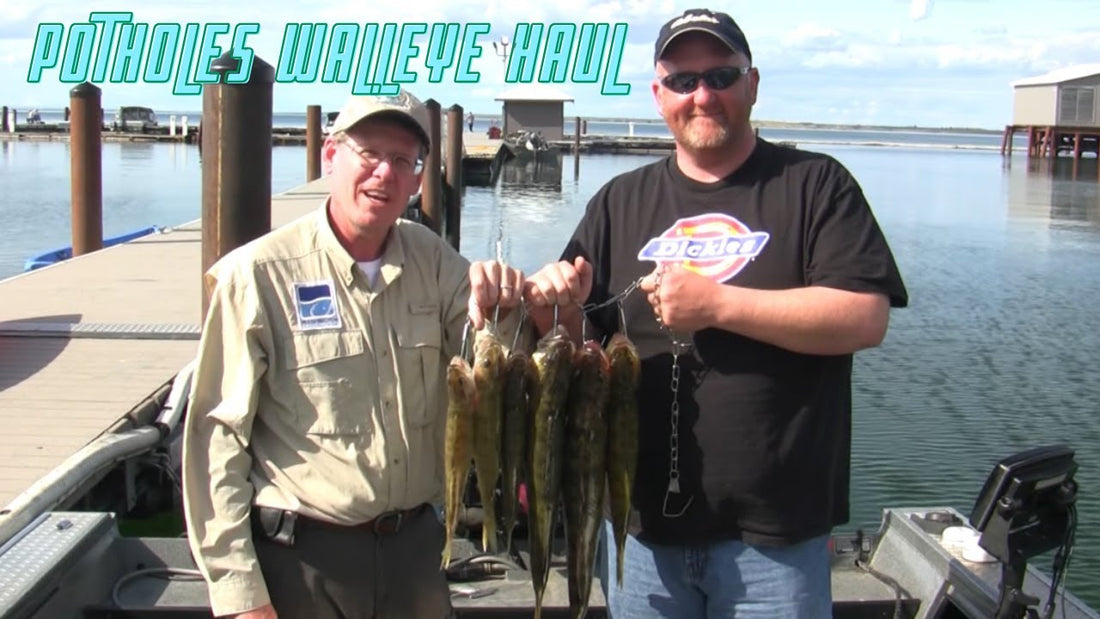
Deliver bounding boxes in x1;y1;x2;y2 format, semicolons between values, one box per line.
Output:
638;213;769;282
294;281;341;330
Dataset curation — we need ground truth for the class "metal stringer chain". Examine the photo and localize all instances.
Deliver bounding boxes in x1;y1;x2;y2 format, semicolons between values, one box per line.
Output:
662;332;694;518
652;266;694;518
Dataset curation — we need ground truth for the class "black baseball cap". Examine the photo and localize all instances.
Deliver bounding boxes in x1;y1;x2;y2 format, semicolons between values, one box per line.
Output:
654;8;752;64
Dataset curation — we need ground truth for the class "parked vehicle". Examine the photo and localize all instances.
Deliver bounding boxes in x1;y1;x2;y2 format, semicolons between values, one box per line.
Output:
112;106;158;132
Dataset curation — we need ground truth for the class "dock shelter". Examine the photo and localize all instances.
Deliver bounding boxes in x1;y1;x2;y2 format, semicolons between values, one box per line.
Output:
1003;64;1100;159
494;85;574;140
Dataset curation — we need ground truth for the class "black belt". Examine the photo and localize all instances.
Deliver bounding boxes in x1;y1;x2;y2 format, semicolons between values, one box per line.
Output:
252;504;426;546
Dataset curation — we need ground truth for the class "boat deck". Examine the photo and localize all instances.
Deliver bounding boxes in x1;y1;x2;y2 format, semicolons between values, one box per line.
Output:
6;507;1095;618
0;178;330;511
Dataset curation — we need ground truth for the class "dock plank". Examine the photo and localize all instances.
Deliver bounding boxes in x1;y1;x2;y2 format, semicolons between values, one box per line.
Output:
0;337;197;507
0;176;330;510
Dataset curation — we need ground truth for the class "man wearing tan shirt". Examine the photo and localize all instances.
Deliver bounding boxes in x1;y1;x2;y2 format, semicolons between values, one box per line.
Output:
182;90;524;618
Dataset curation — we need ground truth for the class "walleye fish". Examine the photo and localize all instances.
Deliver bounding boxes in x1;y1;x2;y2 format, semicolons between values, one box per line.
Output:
472;329;507;553
499;348;537;554
605;332;641;587
442;356;477;569
563;340;611;619
527;326;574;619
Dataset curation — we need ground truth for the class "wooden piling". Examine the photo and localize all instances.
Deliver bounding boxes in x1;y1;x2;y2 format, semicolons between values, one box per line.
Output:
445;105;463;251
1000;125;1015;156
574;116;581;180
421;99;443;236
201;52;275;319
306;104;322;181
69;83;103;257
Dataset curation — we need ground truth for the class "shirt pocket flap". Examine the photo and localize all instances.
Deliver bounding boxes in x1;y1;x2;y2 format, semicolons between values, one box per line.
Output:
396;303;441;349
284;331;366;370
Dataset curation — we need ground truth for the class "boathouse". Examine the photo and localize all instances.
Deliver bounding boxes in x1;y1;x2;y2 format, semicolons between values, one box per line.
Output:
1002;64;1100;158
494;84;574;140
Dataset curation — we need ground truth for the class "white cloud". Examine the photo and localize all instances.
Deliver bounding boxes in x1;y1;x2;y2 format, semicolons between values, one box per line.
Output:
910;0;934;21
783;23;845;52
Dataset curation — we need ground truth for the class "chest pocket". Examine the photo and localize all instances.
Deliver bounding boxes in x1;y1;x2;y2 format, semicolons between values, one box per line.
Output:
394;302;443;427
283;330;368;436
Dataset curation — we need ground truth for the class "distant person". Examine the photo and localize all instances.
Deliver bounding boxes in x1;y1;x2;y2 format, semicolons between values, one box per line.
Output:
522;7;907;618
182;89;525;619
64;106;70;122
466;111;475;132
487;124;501;139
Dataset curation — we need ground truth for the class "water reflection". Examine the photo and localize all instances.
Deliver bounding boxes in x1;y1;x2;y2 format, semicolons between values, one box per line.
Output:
1008;156;1100;230
117;141;156;164
498;152;563;192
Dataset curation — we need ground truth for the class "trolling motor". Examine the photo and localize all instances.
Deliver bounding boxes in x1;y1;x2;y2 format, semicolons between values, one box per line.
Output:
968;445;1079;619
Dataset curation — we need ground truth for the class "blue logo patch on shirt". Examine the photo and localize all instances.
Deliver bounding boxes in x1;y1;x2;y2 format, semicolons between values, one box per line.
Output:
294;281;341;330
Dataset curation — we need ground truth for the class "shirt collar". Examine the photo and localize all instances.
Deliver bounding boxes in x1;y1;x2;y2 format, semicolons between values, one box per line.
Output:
315;201;406;288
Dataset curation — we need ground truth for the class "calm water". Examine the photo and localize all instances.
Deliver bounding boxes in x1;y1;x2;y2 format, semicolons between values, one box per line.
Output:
1;136;1098;607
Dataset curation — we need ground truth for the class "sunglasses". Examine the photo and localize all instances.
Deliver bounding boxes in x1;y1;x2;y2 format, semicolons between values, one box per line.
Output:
660;66;751;95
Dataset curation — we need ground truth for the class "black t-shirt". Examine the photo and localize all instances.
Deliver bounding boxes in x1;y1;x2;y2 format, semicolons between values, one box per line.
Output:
563;138;908;546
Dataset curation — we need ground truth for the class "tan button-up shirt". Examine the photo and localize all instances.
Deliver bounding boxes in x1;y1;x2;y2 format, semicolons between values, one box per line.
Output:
183;205;489;615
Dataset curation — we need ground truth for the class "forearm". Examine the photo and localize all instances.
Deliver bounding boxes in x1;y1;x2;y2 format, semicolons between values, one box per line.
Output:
183;410;269;616
712;285;890;356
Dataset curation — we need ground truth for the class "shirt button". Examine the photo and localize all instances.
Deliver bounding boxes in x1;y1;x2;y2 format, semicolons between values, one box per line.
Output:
382;350;389;357
393;458;400;465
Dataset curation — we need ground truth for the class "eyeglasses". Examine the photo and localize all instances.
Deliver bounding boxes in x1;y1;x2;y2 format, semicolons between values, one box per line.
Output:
335;133;424;175
660;66;751;95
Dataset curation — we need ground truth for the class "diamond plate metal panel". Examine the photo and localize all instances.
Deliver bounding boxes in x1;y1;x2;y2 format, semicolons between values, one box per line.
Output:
0;512;115;616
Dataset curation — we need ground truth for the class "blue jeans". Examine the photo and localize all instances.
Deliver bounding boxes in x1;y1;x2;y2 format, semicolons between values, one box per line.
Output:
596;520;832;618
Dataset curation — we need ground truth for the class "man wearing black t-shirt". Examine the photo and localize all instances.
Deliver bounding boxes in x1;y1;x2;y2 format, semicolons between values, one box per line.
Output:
523;8;908;618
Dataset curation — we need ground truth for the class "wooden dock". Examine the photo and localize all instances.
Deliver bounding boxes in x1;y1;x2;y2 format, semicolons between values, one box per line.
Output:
0;178;332;510
1001;124;1100;158
458;133;505;186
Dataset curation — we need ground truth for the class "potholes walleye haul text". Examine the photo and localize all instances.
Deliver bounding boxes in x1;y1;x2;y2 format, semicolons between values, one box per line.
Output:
26;12;631;96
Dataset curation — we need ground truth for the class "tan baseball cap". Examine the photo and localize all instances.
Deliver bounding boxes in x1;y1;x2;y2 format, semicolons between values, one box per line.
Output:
329;90;431;148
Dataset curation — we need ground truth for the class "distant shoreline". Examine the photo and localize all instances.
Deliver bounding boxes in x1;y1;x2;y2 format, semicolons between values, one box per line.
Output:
572;117;1004;135
752;120;1003;135
13;106;1005;135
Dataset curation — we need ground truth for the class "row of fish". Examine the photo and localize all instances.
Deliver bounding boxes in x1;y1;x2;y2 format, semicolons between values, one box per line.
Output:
443;324;641;619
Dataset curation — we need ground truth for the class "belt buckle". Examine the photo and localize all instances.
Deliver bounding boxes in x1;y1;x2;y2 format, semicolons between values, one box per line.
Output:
373;510;403;535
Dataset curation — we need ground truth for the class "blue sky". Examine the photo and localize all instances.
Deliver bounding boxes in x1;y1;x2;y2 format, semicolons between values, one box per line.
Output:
2;0;1099;129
